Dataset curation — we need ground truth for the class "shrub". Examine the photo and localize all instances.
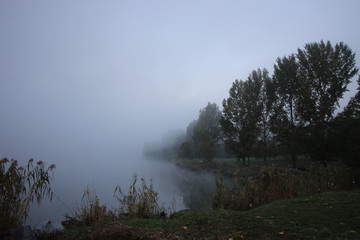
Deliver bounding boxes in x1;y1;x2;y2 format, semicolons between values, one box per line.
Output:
212;161;360;210
0;158;55;228
74;187;115;226
114;174;164;218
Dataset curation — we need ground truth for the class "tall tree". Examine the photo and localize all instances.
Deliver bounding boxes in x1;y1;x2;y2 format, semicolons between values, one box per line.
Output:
296;41;358;162
272;41;358;166
272;54;303;168
221;79;247;163
178;120;197;158
221;69;270;165
297;40;358;126
257;69;275;165
242;71;263;164
192;102;222;161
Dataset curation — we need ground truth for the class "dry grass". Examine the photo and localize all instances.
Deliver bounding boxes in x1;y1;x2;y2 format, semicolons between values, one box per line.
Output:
212;161;360;210
113;174;165;219
0;158;55;228
74;187;115;226
63;174;165;230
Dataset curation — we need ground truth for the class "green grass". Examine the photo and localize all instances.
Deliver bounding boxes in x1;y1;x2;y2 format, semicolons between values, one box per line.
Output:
54;190;360;239
124;190;360;239
52;161;360;239
249;190;360;239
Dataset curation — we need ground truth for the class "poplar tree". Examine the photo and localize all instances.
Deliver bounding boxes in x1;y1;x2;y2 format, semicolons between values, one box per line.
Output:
272;54;303;167
221;69;272;165
297;41;358;162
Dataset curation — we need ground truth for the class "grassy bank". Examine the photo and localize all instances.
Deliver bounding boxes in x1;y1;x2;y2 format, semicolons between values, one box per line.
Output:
36;159;360;239
56;190;360;240
126;190;360;239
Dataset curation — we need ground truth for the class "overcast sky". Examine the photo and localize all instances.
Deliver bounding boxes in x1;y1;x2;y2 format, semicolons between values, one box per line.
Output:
1;0;360;163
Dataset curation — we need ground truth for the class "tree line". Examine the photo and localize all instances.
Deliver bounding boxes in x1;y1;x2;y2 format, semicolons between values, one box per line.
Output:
152;40;360;168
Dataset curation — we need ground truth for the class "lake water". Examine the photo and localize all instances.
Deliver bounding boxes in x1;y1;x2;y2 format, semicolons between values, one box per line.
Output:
27;155;215;225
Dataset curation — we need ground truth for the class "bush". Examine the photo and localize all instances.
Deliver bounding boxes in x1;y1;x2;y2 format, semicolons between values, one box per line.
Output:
74;187;115;227
114;174;164;218
0;158;55;228
212;161;360;210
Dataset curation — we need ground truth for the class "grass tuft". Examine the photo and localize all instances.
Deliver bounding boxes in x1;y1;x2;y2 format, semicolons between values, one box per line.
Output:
76;187;115;226
113;174;165;219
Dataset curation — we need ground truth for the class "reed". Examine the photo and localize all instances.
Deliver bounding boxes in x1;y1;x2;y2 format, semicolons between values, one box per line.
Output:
212;161;359;210
75;187;115;226
114;174;165;218
0;158;55;228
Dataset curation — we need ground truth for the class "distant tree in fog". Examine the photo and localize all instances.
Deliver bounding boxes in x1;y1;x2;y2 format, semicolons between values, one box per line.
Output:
179;103;222;161
143;130;186;160
186;120;197;140
178;120;197;158
192;102;222;161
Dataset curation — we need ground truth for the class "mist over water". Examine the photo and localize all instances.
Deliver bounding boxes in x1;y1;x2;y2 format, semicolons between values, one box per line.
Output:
0;81;214;225
23;153;179;224
24;145;215;224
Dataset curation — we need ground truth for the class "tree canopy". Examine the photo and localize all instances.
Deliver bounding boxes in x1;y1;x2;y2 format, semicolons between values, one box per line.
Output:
221;69;273;165
151;40;359;168
179;102;222;161
296;40;358;126
221;40;358;167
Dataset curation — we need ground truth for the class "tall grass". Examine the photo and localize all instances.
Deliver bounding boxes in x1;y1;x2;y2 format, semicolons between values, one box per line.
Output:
74;187;115;226
213;161;360;210
0;158;55;228
65;174;165;229
114;174;165;218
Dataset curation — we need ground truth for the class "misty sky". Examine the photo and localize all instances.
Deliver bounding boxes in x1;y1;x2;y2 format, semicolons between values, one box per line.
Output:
1;1;360;165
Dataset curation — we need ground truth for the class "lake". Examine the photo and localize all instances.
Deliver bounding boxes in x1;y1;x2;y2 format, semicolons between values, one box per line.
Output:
27;154;215;225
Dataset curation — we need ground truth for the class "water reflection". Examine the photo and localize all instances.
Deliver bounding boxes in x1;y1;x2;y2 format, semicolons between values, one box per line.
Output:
28;157;215;224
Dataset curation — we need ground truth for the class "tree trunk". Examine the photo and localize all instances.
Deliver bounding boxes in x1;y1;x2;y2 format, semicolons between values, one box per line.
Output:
263;154;267;166
291;151;297;168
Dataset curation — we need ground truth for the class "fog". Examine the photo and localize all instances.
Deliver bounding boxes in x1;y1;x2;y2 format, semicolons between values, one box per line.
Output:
1;0;360;224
